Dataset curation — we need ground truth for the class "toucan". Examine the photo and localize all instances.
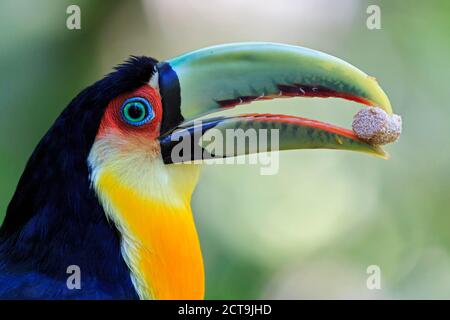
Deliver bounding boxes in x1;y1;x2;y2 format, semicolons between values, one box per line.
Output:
0;43;393;299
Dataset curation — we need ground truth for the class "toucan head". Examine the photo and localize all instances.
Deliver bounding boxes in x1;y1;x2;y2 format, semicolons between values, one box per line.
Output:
2;43;395;300
90;42;392;174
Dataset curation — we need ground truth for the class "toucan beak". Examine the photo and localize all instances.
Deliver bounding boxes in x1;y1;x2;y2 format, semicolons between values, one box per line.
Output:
157;42;393;164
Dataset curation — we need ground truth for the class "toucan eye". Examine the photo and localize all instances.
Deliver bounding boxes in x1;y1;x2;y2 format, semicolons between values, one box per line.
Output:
121;97;154;126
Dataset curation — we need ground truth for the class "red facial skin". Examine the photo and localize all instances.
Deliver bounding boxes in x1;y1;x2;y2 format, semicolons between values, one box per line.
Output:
98;84;163;140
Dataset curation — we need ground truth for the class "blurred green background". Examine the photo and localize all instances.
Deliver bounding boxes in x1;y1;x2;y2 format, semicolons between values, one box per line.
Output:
1;0;450;299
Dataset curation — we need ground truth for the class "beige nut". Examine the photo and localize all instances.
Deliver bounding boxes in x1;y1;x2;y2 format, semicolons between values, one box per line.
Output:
352;107;402;145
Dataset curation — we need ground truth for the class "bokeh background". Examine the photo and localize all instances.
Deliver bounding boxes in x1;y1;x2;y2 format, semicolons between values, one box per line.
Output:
1;0;449;299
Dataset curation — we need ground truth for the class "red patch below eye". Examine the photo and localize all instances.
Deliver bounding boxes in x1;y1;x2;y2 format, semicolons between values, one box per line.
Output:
97;84;163;139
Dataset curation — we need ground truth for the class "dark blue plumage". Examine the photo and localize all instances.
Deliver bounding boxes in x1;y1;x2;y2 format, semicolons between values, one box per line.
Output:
0;56;158;299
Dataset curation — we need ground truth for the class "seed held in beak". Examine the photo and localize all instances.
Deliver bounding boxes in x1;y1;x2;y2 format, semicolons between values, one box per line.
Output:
352;107;402;145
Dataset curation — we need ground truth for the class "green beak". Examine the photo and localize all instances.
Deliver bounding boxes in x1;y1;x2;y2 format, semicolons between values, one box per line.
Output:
157;42;392;163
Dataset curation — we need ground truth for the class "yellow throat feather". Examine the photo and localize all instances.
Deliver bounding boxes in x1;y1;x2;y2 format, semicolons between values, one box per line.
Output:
88;135;204;300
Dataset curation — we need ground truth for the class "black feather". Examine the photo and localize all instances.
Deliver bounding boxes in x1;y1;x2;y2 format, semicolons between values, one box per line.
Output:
0;56;158;299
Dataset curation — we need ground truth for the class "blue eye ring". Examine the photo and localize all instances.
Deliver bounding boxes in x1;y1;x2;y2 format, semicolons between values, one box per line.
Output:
120;97;154;126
